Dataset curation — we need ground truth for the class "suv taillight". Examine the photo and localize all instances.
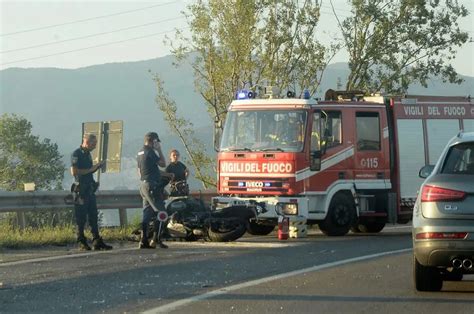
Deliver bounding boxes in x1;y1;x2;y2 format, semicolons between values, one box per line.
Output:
416;232;468;240
421;185;466;202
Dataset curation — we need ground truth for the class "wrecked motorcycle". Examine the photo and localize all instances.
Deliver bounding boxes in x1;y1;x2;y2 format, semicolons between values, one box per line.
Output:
131;180;256;242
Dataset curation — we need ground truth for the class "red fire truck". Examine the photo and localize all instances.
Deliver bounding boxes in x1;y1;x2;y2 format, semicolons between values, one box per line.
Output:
212;89;474;236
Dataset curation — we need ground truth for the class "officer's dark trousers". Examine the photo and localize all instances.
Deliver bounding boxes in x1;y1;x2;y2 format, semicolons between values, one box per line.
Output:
74;194;100;240
139;181;166;239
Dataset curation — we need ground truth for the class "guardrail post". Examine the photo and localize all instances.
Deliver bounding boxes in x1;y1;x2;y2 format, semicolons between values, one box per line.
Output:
17;211;26;230
118;208;128;227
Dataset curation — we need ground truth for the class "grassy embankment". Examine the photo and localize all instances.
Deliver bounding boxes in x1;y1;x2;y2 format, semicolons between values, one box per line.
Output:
0;223;139;249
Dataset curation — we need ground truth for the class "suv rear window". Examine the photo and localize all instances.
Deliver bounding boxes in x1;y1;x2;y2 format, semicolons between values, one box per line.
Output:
441;142;474;174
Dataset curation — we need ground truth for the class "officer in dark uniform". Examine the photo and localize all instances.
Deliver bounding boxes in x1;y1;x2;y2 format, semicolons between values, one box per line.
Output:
71;133;112;251
137;132;168;249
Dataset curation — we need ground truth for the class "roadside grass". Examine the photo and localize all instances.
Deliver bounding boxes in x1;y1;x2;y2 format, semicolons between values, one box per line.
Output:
0;223;139;249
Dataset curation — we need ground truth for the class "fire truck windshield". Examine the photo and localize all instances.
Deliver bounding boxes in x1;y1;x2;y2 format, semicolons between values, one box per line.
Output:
220;110;307;152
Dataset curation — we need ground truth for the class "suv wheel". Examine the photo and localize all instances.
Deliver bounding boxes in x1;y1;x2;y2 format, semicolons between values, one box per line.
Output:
413;255;443;291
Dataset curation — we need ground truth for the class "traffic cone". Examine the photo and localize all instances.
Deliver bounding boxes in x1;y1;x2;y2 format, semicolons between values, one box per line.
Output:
278;216;289;240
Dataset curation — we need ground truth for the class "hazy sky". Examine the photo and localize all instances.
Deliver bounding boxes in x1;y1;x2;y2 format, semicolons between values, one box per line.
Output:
1;0;473;76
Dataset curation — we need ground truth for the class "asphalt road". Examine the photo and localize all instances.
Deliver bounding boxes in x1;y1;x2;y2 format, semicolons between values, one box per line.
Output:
1;226;473;313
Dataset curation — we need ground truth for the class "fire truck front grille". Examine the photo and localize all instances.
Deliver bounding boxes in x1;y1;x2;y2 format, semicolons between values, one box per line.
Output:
224;177;290;193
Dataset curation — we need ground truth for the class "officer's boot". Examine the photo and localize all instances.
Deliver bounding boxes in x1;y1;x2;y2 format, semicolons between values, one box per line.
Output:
149;231;158;249
149;221;168;249
139;225;152;249
77;236;91;251
92;237;113;250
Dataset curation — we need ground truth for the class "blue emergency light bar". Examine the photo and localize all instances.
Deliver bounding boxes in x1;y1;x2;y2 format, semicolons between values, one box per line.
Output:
303;89;310;99
235;87;311;100
236;89;255;100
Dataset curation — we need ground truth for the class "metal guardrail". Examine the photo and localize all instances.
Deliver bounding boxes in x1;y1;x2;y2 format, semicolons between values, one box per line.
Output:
0;190;217;228
0;190;142;212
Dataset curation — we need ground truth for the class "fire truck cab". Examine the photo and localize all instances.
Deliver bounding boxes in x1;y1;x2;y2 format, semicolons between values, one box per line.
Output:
213;89;474;236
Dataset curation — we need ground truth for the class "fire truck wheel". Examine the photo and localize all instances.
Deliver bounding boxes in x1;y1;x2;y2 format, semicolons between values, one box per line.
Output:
246;222;275;235
413;255;443;291
319;192;355;236
358;222;386;233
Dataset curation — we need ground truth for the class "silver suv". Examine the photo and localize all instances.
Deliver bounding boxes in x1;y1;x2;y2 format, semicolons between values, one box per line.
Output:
413;131;474;291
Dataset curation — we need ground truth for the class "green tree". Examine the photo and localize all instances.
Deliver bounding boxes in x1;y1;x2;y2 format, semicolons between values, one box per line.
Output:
0;114;67;227
155;0;335;187
155;77;216;187
0;114;64;191
330;0;469;93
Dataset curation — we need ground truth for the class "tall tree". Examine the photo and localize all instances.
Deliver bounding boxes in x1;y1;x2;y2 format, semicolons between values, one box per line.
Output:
155;77;216;188
155;0;335;187
0;114;64;191
330;0;469;93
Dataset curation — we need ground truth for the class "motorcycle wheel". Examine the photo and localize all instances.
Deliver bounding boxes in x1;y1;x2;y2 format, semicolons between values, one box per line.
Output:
207;219;247;242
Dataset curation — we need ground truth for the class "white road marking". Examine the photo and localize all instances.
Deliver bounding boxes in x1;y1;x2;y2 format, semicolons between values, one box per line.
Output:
0;226;411;267
143;248;412;314
0;229;411;267
384;225;412;230
387;226;412;229
0;247;136;267
0;242;294;267
176;241;296;248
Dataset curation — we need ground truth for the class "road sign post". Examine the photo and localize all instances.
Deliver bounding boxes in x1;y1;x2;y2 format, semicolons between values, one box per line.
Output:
82;120;123;183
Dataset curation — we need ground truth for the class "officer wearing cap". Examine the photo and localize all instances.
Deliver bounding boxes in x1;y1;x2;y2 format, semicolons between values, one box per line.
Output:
71;133;112;251
137;132;169;249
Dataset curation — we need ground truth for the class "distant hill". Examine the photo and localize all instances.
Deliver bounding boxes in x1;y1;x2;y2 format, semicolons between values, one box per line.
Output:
0;55;210;158
1;56;473;190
